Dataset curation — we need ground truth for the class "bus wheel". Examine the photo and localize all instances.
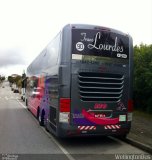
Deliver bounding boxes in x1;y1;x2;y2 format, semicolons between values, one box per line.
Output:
39;110;45;126
37;107;40;120
118;134;127;140
44;118;49;132
26;100;30;111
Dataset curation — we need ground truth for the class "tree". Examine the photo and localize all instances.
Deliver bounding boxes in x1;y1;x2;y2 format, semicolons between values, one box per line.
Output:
0;75;5;83
133;44;152;113
15;75;22;88
8;76;15;84
8;75;22;88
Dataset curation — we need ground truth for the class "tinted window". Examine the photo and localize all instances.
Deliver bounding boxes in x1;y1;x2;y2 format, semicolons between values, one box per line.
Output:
27;33;61;75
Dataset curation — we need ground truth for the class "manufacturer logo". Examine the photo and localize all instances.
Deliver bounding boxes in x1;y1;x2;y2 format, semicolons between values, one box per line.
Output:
94;103;107;109
76;42;84;51
117;53;127;58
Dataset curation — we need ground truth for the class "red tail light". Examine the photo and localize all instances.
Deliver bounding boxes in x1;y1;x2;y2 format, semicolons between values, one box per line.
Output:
60;98;71;112
128;100;133;112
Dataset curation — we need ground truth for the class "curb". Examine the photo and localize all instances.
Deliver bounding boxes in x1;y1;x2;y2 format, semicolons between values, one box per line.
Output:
124;137;152;155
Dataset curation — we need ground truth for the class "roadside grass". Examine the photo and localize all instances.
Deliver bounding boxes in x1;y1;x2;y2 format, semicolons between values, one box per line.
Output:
133;110;152;120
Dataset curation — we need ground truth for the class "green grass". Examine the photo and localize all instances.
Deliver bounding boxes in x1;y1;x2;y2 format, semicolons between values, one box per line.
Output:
134;110;152;120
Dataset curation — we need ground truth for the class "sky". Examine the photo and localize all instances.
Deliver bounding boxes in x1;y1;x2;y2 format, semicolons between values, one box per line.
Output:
0;0;152;76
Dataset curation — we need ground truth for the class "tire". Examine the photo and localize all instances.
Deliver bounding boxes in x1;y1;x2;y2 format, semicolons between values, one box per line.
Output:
120;134;127;140
39;110;45;126
26;100;30;111
115;134;127;140
45;118;49;132
37;107;40;120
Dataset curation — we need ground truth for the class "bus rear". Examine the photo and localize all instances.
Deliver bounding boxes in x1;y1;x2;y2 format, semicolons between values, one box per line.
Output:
58;25;133;137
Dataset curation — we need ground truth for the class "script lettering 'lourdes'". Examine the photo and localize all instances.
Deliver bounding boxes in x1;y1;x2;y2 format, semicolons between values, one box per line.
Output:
87;32;124;53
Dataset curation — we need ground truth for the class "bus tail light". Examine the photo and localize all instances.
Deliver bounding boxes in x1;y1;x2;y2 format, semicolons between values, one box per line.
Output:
60;98;71;112
127;100;133;121
128;100;133;112
59;98;70;123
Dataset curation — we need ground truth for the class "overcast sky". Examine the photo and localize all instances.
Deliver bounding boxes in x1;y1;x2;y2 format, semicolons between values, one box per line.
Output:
0;0;152;76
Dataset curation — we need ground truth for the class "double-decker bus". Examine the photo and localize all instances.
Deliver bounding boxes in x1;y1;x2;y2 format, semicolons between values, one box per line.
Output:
26;24;133;137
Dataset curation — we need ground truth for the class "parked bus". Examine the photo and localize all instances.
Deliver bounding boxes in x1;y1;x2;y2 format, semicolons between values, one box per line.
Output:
26;24;133;137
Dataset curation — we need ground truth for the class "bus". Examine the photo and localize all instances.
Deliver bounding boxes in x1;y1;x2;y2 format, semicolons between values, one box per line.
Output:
26;24;133;137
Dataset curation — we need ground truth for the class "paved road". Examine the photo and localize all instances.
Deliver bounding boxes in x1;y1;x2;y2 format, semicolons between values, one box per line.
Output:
0;82;150;160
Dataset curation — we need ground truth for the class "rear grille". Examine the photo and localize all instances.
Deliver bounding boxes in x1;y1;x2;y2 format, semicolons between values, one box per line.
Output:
78;72;124;102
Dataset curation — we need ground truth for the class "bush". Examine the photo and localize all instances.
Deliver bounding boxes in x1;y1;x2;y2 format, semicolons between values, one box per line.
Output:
133;44;152;114
147;98;152;114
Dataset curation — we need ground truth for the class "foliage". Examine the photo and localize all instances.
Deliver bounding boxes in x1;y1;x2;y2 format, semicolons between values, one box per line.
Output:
8;75;22;88
14;75;22;88
8;76;15;84
0;75;5;83
133;44;152;113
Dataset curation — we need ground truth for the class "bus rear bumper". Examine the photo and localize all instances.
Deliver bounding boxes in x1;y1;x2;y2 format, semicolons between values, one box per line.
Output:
57;123;131;138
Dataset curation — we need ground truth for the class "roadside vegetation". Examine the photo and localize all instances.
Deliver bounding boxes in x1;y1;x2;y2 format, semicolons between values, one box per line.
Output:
0;75;5;86
133;110;152;119
133;44;152;114
8;75;22;89
8;75;22;93
0;75;5;82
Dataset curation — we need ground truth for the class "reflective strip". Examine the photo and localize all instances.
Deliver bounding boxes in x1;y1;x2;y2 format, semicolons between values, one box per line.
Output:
107;125;112;129
78;126;96;130
85;126;90;130
93;126;96;130
116;125;120;129
90;126;94;130
104;125;121;129
111;125;115;129
80;126;85;130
